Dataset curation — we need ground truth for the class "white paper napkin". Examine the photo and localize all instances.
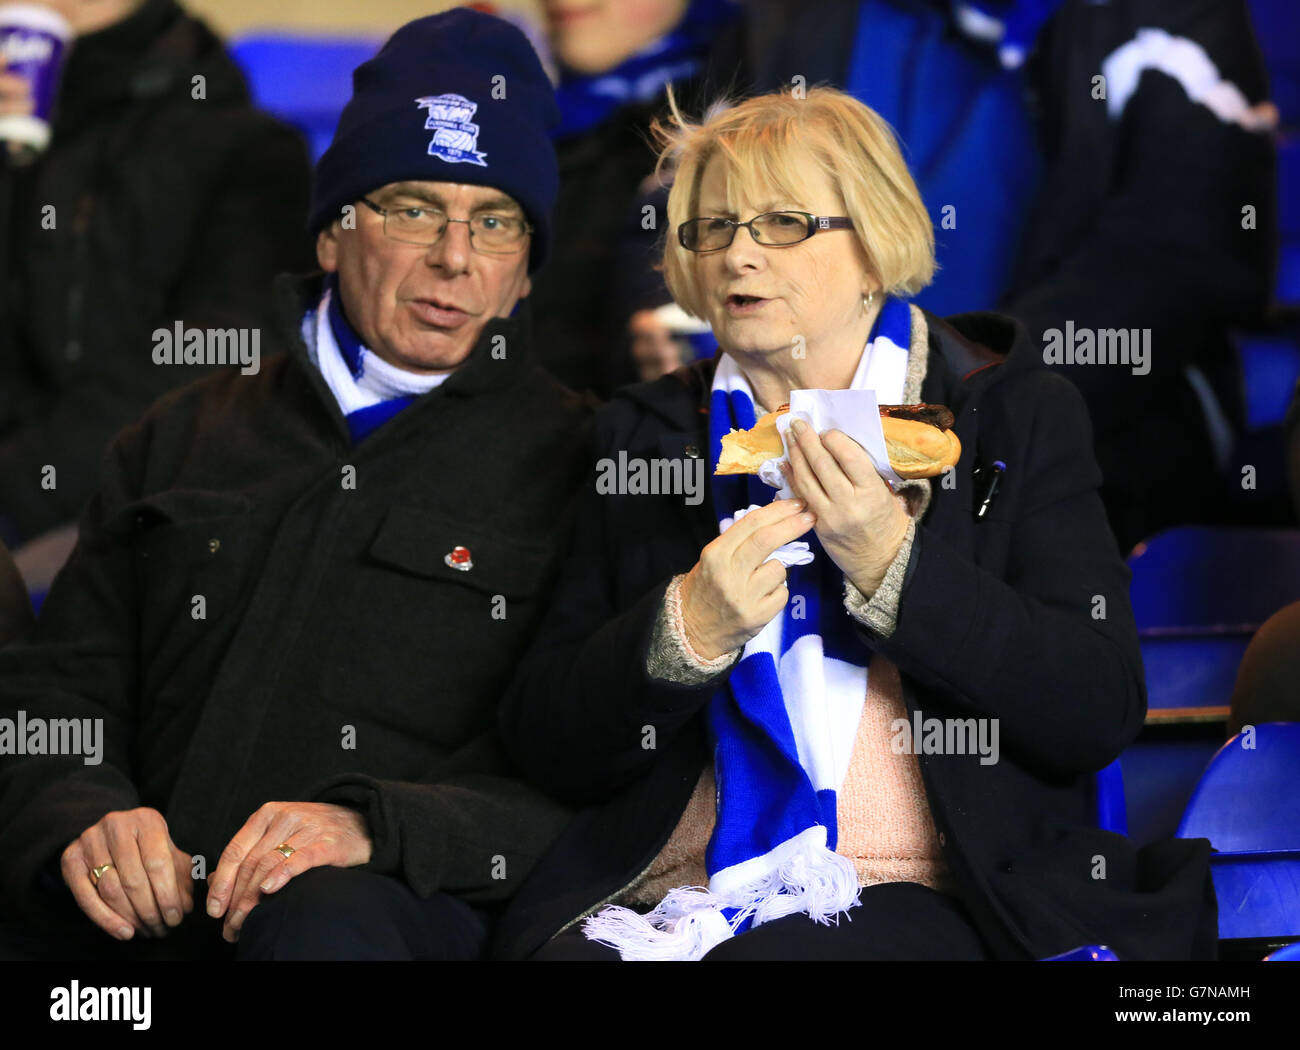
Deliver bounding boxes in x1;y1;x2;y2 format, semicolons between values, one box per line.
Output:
755;388;903;498
720;504;814;567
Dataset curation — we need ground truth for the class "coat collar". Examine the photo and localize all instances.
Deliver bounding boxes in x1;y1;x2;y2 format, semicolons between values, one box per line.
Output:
272;271;535;404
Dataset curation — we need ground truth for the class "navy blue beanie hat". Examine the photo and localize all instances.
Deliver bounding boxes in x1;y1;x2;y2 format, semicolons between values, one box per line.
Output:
309;9;560;272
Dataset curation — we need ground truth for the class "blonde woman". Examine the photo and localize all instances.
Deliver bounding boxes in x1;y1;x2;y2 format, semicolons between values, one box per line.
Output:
496;87;1215;962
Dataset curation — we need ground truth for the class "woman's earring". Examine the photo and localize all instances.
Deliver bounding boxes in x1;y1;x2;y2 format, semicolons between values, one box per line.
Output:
862;289;876;313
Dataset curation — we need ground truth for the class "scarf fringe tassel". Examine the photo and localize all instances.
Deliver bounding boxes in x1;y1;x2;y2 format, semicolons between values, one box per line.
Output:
582;841;860;961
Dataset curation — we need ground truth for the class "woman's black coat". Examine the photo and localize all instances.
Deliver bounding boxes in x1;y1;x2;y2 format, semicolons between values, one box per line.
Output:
494;308;1218;961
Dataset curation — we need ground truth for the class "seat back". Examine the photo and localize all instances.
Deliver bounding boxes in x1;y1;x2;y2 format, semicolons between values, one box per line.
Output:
1092;757;1127;835
1264;941;1300;961
229;35;384;162
1129;527;1300;637
1128;528;1300;720
1177;723;1300;941
1177;723;1300;849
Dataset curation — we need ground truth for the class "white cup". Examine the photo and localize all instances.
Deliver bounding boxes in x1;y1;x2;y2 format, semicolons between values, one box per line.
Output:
0;3;73;154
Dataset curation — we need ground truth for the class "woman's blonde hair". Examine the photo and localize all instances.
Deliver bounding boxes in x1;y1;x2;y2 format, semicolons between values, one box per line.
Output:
654;86;935;319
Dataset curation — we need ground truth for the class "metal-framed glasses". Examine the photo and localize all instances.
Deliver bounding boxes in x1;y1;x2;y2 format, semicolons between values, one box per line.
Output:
358;196;532;253
677;211;855;252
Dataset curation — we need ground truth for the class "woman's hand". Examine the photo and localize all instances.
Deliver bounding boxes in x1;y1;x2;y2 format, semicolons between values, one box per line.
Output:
782;418;911;596
678;498;816;659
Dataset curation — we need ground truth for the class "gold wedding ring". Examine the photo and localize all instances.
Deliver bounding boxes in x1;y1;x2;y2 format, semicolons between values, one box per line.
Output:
273;843;295;859
90;863;112;886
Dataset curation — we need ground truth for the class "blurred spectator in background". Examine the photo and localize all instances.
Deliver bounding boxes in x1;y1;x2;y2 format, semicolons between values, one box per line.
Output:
527;0;740;399
658;0;1277;553
627;299;716;383
0;0;313;565
1227;600;1300;736
627;302;684;383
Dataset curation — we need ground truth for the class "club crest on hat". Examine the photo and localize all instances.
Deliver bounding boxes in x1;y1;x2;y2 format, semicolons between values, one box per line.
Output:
415;93;488;167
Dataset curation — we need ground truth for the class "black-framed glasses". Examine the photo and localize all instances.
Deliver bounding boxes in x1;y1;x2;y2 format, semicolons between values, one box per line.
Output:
677;211;855;253
358;196;532;253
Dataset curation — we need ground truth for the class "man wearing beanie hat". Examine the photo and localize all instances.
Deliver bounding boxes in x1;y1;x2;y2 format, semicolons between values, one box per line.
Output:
0;9;591;961
311;7;559;276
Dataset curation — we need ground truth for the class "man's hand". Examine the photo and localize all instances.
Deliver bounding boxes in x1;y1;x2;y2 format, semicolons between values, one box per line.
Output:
61;808;195;941
206;802;372;942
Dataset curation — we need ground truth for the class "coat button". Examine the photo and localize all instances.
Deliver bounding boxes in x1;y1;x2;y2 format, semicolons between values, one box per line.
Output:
684;444;701;459
1001;861;1014;874
208;538;221;554
444;545;473;571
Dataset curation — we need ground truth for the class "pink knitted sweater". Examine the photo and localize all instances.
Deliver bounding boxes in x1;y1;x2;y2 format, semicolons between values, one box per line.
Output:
622;653;955;906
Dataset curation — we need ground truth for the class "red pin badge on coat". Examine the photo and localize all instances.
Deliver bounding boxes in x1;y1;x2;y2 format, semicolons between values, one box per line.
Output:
444;545;473;571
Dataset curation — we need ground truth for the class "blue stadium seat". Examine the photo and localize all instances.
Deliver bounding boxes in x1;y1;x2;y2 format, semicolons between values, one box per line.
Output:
1129;527;1300;636
1264;941;1300;960
1176;723;1300;942
1247;1;1300;130
1093;757;1127;835
1139;637;1249;713
1236;332;1300;429
1041;945;1119;962
1276;138;1300;306
229;35;384;162
1280;239;1300;308
1128;528;1300;718
1280;139;1300;237
1120;738;1227;848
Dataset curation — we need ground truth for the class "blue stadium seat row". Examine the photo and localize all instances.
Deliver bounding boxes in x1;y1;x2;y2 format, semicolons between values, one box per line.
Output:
230;35;384;162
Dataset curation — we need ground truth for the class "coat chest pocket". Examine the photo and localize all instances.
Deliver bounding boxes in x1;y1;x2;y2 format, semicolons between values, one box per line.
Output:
121;490;257;650
318;504;559;742
366;503;552;599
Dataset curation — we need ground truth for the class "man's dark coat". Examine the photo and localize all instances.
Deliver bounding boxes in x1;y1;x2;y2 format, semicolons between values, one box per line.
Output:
0;273;591;927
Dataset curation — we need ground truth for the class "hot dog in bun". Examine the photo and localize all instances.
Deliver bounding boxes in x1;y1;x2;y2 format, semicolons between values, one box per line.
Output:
716;403;961;479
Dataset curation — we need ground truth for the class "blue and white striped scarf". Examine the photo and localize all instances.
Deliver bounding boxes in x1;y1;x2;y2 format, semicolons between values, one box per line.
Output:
585;296;914;960
950;0;1068;69
305;281;449;443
